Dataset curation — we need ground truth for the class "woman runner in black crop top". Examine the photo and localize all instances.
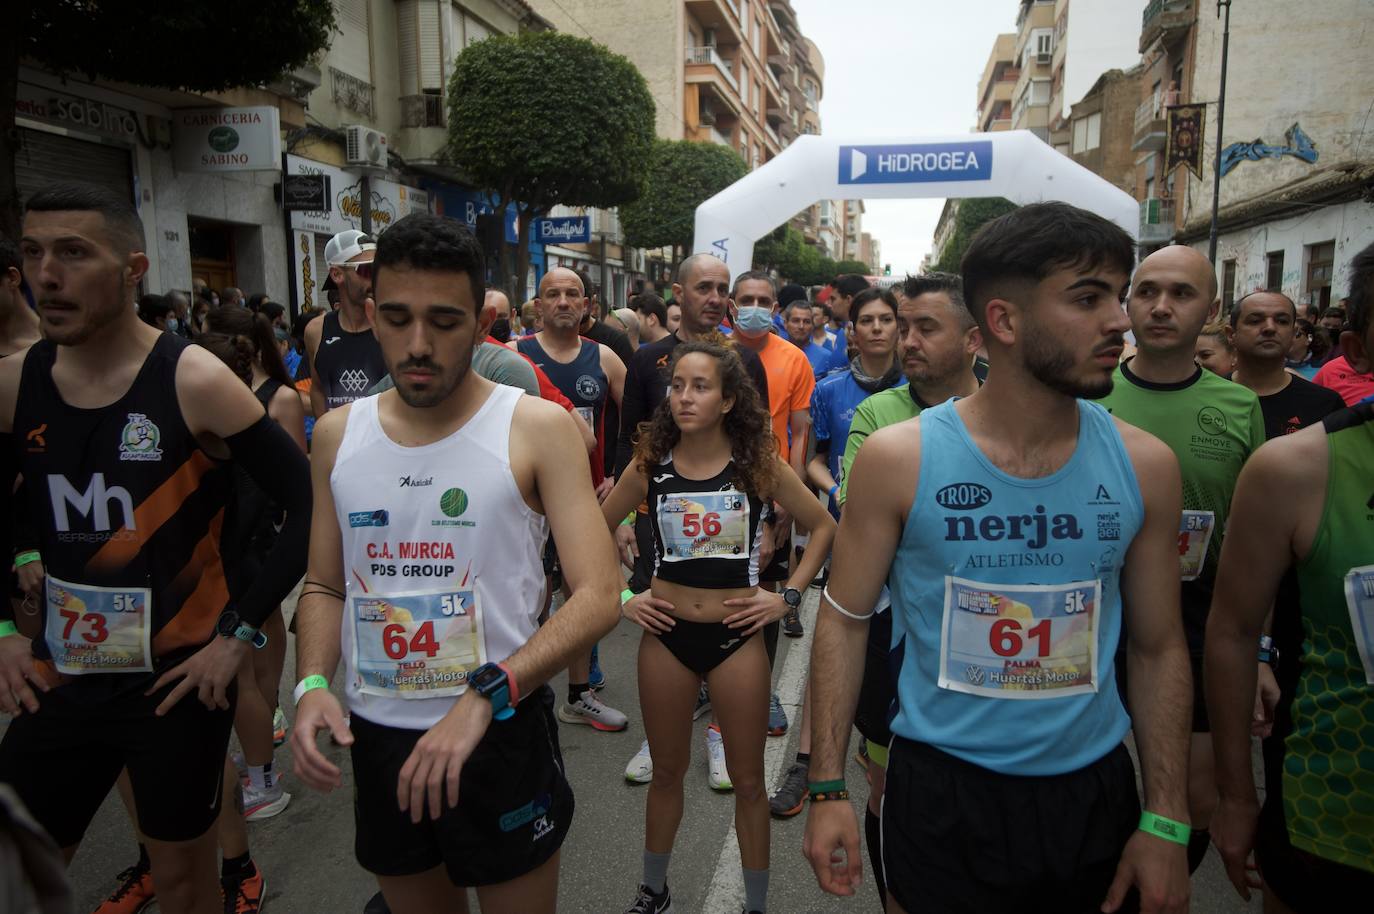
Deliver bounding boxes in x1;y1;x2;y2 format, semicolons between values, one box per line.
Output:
600;339;835;914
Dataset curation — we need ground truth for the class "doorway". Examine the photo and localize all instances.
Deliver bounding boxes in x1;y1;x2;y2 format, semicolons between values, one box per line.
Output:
189;219;236;295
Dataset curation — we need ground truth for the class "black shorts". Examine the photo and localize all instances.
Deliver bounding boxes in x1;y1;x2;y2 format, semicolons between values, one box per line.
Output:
0;677;235;847
1114;649;1208;733
655;618;756;675
350;685;574;887
1255;769;1374;911
882;739;1140;914
853;610;894;747
760;534;791;584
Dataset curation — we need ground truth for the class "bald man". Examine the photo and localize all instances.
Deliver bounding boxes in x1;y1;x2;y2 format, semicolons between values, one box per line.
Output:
1100;245;1267;876
514;267;629;732
610;307;640;349
486;288;514;343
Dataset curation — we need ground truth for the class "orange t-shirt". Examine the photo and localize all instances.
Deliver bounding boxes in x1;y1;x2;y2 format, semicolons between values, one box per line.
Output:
749;334;816;462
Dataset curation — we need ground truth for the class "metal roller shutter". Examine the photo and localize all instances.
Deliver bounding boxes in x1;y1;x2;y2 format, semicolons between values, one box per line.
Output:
15;128;134;206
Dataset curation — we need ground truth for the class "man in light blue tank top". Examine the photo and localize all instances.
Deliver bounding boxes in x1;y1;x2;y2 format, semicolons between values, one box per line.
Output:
803;203;1194;914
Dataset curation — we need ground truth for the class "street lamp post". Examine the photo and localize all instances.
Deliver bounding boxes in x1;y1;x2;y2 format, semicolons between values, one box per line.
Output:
1207;0;1232;264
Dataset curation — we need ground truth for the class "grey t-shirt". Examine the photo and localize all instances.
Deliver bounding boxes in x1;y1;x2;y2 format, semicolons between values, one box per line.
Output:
366;341;540;397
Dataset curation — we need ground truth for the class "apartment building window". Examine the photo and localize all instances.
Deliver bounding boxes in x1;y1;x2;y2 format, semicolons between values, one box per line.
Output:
1266;251;1285;291
1306;241;1335;310
397;0;443;98
755;79;762;116
1036;32;1053;56
334;0;371;81
1071;112;1101;153
1222;259;1237;313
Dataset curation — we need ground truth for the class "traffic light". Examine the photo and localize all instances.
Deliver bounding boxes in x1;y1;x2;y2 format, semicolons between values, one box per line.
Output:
883;263;891;275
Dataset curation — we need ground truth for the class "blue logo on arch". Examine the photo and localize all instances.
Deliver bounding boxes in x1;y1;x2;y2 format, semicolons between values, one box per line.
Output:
839;141;993;185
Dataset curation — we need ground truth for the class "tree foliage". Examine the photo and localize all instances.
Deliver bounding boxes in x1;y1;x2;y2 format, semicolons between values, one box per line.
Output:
621;139;747;254
3;1;337;237
933;197;1018;274
446;31;655;296
834;259;871;276
752;224;837;286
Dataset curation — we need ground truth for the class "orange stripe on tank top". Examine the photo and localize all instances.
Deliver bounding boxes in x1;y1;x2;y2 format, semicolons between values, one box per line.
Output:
153;509;229;655
87;451;216;573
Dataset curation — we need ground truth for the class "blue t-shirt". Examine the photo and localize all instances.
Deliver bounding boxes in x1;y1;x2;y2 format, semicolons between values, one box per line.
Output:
887;399;1142;775
802;340;838;379
811;369;905;514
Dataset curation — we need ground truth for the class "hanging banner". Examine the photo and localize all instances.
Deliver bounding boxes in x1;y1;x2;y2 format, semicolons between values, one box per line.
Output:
1166;104;1206;180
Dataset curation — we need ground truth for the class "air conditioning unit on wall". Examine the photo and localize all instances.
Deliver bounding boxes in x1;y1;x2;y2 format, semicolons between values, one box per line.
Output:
345;125;387;167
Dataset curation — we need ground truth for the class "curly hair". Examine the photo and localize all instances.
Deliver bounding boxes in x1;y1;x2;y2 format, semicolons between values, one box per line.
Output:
205;307;291;387
198;331;256;387
633;336;778;498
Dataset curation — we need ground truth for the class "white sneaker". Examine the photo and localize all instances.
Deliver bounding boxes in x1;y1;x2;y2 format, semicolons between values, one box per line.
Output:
706;724;731;791
558;690;629;732
625;739;653;783
243;780;291;821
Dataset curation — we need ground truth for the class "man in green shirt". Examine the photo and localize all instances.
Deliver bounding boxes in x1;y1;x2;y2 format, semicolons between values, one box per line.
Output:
1206;240;1374;912
1099;244;1266;875
821;272;980;909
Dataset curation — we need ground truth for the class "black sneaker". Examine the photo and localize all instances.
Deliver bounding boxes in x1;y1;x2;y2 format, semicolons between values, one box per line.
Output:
782;607;803;637
769;761;809;817
624;883;673;913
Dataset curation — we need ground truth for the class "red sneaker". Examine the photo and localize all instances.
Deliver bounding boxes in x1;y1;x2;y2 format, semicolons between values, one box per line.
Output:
91;860;155;914
222;863;267;914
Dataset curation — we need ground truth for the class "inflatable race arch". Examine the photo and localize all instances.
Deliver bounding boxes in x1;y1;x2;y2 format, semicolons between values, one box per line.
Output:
692;131;1139;282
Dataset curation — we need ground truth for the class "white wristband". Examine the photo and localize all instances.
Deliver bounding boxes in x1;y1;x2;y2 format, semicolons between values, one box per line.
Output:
823;584;874;621
293;674;329;706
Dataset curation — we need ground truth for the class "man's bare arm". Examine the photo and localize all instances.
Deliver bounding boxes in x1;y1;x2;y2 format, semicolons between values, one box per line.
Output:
295;407;350;683
1118;424;1192;821
504;399;621;693
787;409;810;482
602;345;626;408
304;313;326;418
809;421;915;780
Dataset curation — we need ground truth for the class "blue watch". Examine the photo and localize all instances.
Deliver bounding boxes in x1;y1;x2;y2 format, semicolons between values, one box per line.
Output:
470;663;515;720
216;611;268;649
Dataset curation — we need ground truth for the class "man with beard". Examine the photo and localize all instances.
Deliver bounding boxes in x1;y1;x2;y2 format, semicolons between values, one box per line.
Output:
305;230;389;416
291;213;621;913
1228;290;1344;439
804;203;1192;914
0;182;311;914
1100;245;1266;878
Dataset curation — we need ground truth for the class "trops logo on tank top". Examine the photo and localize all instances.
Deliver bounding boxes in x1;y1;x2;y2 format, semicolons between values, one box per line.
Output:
118;413;162;462
938;482;1085;569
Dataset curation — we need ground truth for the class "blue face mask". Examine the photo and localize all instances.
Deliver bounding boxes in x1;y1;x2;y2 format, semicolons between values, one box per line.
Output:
734;305;774;333
166;318;180;333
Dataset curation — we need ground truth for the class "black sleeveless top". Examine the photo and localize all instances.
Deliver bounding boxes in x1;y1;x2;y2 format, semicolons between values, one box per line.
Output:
648;455;766;589
13;333;232;687
313;310;388;411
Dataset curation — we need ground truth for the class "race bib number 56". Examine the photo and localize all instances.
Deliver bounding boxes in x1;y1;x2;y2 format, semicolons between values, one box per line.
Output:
44;575;153;675
351;589;486;699
657;491;749;561
938;576;1100;699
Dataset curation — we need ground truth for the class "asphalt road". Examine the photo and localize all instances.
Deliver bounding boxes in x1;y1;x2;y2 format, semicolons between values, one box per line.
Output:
7;587;1262;913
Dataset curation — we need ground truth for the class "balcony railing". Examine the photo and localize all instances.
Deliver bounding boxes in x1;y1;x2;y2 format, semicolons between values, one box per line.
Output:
330;67;374;119
686;46;738;92
400;93;445;128
805;96;818;112
709;126;731;147
1134;99;1162;132
1139;197;1176;244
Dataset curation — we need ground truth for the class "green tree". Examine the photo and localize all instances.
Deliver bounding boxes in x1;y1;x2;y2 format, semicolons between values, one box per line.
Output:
447;32;655;299
621;139;747;262
833;259;871;276
933;197;1018;274
4;1;336;238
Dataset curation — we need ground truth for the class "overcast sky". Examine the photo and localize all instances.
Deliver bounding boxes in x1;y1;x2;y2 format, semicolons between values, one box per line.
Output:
790;0;1021;273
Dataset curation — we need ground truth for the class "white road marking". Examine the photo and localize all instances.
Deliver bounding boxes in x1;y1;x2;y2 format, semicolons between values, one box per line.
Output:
702;589;817;913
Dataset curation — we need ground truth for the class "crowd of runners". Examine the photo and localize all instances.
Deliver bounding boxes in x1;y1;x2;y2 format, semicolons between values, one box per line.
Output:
0;182;1370;914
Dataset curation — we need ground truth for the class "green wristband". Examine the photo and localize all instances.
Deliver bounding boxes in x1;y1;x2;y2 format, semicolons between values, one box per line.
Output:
620;512;636;527
807;778;846;794
13;551;40;568
293;674;329;705
621;589;635;605
0;621;17;638
1139;811;1191;846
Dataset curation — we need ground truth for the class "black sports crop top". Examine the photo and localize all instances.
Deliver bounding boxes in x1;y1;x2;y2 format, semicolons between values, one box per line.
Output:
647;454;766;589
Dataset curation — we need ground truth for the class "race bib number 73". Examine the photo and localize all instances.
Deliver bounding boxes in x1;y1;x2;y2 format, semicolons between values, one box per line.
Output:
44;575;153;675
938;576;1100;699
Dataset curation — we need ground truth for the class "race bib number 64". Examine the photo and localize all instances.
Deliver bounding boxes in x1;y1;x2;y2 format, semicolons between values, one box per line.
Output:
351;589;486;699
938;576;1100;699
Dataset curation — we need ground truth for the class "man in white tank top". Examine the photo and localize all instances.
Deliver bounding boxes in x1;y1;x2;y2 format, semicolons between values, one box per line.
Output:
289;213;622;914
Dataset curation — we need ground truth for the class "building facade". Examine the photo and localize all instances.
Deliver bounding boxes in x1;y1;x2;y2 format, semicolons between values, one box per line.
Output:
977;34;1019;133
1066;66;1142;198
1010;0;1056;140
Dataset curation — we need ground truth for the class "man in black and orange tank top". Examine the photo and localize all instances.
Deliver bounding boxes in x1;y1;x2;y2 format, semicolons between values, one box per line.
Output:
304;229;388;417
0;183;310;914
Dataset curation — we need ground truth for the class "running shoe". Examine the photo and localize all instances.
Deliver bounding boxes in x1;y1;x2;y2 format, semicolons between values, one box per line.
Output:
558;690;629;731
363;891;390;914
221;863;265;914
232;751;248;785
692;683;711;720
769;761;809;818
243;780;291;821
272;707;287;746
624;883;673;913
92;859;155;914
768;693;789;736
782;607;804;637
706;724;732;791
588;644;606;691
625;739;653;784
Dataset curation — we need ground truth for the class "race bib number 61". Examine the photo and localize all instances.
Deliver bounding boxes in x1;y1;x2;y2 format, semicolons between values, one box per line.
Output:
938;576;1100;699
